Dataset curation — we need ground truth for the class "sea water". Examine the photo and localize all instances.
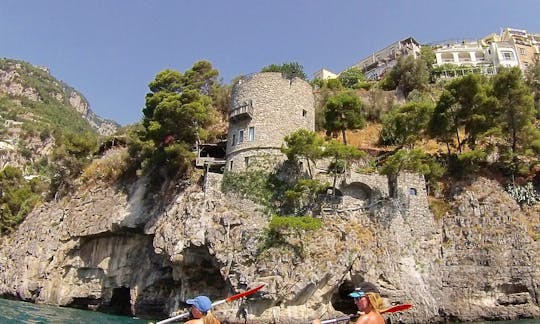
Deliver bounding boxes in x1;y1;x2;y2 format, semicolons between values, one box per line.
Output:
0;298;151;323
0;298;539;323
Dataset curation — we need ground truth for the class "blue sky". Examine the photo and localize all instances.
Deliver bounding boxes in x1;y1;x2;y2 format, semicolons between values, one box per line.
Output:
2;0;540;126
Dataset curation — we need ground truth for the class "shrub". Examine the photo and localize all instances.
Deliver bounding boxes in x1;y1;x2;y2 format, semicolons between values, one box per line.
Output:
81;149;131;184
429;197;451;220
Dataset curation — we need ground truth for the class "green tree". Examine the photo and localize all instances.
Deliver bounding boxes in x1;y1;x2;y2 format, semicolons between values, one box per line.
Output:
492;67;537;173
282;129;324;178
323;140;365;195
420;45;437;80
261;62;307;80
429;74;493;153
380;55;429;97
338;67;365;88
324;92;365;145
379;101;434;147
265;214;322;257
525;58;540;117
379;148;441;197
283;179;328;215
138;61;219;176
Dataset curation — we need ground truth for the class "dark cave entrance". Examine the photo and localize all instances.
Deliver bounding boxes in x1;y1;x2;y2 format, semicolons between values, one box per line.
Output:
331;279;359;315
108;287;132;316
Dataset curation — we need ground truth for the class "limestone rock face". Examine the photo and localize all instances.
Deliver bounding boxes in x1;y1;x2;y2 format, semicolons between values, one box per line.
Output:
439;178;540;321
0;58;119;136
0;174;538;323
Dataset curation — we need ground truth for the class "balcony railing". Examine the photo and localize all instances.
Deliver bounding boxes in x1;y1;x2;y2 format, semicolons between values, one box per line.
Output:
229;100;254;121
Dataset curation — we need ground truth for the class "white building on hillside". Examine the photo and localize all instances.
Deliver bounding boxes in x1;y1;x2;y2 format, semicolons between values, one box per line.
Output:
434;41;487;67
313;37;421;82
348;37;421;80
313;68;338;80
486;41;519;69
500;27;540;71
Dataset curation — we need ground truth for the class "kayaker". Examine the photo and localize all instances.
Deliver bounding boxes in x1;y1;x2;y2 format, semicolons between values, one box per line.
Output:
312;281;385;324
184;295;221;324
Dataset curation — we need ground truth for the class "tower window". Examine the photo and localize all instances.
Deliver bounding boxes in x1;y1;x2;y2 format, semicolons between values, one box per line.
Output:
239;130;244;143
302;109;307;117
232;134;237;146
249;127;255;141
245;156;250;167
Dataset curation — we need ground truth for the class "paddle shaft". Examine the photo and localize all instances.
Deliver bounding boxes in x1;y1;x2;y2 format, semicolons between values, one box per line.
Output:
317;303;413;324
320;315;355;324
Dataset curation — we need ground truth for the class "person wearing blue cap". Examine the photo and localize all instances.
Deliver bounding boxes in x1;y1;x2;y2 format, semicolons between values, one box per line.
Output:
184;295;221;324
312;281;385;324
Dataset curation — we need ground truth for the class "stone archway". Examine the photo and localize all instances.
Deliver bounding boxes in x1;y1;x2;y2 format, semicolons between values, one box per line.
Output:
341;182;372;207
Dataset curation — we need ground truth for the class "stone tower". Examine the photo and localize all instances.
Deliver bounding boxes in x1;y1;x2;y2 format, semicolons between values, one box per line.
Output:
226;72;315;172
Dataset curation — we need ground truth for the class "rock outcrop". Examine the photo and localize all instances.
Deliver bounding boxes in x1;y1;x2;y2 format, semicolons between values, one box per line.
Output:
0;166;538;322
0;58;119;136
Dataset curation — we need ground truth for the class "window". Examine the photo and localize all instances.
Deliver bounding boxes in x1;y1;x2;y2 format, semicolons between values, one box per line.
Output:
302;109;307;117
245;156;250;167
409;188;417;196
232;134;237;146
520;48;526;55
248;127;255;141
239;130;244;143
229;160;234;171
502;51;514;60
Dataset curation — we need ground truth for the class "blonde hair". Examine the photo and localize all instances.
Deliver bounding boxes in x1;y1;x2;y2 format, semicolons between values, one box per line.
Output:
366;292;384;312
202;311;220;324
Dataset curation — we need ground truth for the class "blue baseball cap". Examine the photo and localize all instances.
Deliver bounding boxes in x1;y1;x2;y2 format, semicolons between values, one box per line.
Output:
348;282;380;298
186;295;212;313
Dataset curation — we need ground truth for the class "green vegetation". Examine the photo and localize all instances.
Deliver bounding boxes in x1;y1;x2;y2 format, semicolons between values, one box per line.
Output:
261;61;307;80
0;58;98;137
379;100;434;147
379;148;443;197
259;214;323;257
282;129;323;178
380;55;429;97
221;169;286;208
338;67;366;89
0;59;105;231
324;91;365;145
283;179;328;215
130;61;223;179
323;140;365;194
428;197;451;220
0;166;44;234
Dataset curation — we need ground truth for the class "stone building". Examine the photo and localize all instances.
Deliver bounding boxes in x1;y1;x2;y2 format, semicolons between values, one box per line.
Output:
225;72;314;172
224;71;429;216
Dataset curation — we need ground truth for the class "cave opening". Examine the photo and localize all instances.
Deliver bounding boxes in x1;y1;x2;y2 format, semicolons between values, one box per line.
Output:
331;279;359;315
107;287;132;316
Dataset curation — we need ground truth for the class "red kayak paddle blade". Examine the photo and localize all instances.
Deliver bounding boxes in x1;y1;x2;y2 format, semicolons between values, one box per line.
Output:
381;303;413;314
225;284;265;302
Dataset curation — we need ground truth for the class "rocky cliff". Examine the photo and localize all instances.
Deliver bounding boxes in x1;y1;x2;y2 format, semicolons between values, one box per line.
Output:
0;152;538;323
0;58;119;136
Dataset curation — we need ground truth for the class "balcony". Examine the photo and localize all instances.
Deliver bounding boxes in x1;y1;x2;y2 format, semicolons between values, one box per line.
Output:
229;100;254;122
